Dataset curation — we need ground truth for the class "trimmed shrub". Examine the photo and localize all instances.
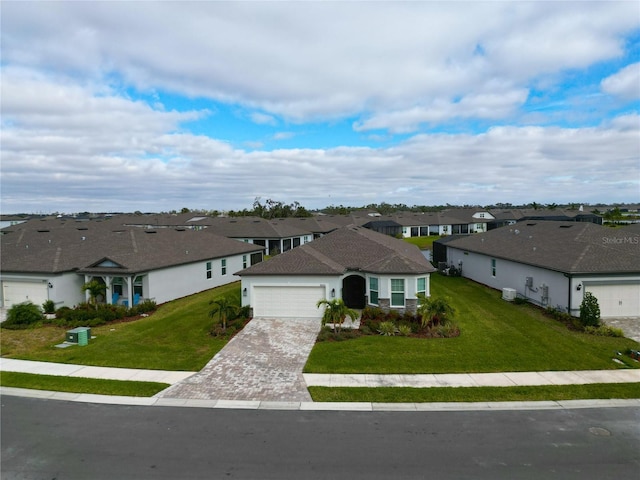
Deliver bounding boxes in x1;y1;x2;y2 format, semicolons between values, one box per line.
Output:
378;321;397;336
398;324;412;336
579;292;601;328
584;325;624;337
2;302;43;329
42;299;56;314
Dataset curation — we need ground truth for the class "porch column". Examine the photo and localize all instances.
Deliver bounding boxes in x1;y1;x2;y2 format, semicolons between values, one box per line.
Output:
126;275;134;307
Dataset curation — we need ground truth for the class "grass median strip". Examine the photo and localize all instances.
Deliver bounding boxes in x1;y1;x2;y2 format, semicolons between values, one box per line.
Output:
0;371;169;397
308;383;640;403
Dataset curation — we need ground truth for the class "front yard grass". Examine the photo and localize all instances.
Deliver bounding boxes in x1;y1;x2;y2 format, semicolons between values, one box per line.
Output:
403;235;440;250
304;275;640;374
0;372;169;397
0;282;241;371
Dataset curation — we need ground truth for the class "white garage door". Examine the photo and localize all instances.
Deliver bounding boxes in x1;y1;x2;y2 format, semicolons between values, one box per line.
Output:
585;284;640;318
253;286;325;318
2;281;49;308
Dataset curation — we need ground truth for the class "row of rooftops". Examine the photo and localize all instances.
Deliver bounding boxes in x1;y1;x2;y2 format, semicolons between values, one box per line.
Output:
1;206;616;234
2;211;638;277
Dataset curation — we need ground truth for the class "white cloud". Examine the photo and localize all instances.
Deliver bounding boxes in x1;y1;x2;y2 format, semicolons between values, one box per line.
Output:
1;2;638;212
2;1;637;128
1;71;637;212
250;112;277;126
601;63;640;100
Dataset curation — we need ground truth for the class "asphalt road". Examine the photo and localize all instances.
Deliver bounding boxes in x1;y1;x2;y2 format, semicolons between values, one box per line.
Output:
2;396;639;480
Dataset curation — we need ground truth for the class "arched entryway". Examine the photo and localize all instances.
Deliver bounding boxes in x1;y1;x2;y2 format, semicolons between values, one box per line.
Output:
342;275;366;309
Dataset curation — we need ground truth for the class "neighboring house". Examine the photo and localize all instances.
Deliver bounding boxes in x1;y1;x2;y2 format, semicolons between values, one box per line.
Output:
439;221;640;318
0;218;263;309
237;226;436;319
362;219;403;237
390;209;494;237
123;214;340;255
487;208;603;229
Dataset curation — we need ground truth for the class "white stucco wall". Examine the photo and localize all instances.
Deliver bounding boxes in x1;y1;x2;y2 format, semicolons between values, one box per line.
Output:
446;247;570;311
0;272;84;308
147;253;248;304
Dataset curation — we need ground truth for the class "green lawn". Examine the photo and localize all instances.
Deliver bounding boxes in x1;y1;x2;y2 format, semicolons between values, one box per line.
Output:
1;282;241;371
403;235;440;250
304;275;640;374
0;372;169;397
309;383;640;403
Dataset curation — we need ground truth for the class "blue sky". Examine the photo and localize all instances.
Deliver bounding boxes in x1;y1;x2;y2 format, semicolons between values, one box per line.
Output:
1;1;639;214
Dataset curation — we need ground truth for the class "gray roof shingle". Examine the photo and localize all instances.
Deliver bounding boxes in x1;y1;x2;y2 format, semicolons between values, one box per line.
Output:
442;221;640;274
1;218;262;275
237;226;435;276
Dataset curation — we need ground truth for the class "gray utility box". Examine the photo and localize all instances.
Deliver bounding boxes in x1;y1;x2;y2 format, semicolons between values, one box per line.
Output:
67;327;91;345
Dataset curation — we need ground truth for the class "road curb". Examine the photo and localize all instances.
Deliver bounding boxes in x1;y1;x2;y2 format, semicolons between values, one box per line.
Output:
2;387;639;411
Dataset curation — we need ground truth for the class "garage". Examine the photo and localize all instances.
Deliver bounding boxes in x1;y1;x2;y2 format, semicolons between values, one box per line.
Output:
253;286;325;318
2;280;49;308
585;283;640;318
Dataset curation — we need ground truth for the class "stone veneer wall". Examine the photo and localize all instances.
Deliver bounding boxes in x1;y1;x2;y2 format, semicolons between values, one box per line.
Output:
377;297;418;315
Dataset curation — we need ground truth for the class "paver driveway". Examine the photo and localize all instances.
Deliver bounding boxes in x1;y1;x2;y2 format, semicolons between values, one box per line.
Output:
157;317;321;402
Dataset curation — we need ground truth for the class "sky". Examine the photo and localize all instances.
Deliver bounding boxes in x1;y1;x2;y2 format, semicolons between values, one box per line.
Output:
1;1;639;214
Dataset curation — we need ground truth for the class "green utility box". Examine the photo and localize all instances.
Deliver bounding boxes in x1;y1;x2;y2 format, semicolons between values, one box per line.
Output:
67;327;91;345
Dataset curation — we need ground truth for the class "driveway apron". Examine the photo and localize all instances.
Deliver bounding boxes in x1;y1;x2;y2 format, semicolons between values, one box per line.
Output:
157;317;321;402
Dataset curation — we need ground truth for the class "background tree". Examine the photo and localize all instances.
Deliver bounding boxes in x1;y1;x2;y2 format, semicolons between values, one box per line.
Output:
316;298;358;333
82;280;107;310
208;296;240;333
579;292;601;328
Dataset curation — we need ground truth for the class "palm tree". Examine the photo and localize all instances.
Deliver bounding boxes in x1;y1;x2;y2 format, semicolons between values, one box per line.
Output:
416;294;455;329
208;296;240;333
316;298;358;333
82;280;106;310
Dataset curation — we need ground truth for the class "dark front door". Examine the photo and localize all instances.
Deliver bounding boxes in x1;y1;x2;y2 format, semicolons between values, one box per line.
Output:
342;275;366;309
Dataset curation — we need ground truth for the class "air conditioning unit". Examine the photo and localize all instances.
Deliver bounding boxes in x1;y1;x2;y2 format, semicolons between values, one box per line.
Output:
502;288;517;301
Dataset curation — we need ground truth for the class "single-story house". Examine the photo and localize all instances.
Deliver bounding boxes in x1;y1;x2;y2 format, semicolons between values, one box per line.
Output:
488;207;603;229
123;213;339;256
386;209;494;237
0;218;263;309
237;226;436;319
440;221;640;318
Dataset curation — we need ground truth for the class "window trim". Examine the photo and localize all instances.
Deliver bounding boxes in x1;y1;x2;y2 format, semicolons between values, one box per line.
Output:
417;277;426;297
390;278;405;307
491;258;496;277
206;261;212;279
369;277;379;305
221;258;227;276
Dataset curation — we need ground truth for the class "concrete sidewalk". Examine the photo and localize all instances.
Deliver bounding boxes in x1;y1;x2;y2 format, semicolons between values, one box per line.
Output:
2;358;639;389
304;369;640;388
0;358;195;385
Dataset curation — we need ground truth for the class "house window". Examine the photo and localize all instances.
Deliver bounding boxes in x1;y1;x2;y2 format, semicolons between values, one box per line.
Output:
206;261;212;279
221;259;227;275
369;277;379;305
112;277;123;295
491;258;496;277
391;279;405;307
133;276;144;296
417;277;426;297
242;255;247;269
